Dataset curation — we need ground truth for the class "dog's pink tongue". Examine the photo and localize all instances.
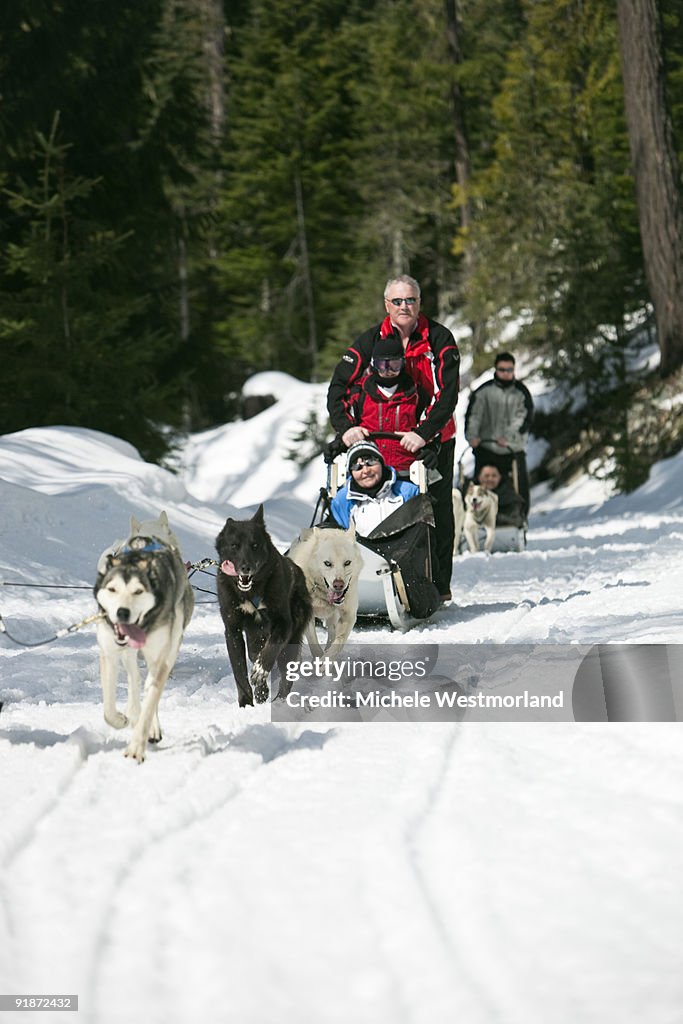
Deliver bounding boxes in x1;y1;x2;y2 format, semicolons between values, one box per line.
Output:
221;559;238;576
119;623;147;649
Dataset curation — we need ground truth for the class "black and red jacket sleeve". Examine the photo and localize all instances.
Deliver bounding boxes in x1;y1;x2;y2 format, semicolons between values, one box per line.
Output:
412;320;460;442
326;325;379;435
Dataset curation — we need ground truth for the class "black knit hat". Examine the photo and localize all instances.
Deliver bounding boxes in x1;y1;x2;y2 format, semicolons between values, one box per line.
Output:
372;334;404;362
346;439;385;470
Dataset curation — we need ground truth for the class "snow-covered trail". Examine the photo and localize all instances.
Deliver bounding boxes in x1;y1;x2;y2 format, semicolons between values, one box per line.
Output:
2;411;683;1023
4;701;683;1024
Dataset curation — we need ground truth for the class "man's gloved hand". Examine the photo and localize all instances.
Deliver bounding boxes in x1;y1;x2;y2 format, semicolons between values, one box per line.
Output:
323;436;346;464
421;447;439;470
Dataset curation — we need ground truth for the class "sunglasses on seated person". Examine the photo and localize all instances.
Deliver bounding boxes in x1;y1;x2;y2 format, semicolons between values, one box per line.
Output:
350;455;381;472
372;357;404;373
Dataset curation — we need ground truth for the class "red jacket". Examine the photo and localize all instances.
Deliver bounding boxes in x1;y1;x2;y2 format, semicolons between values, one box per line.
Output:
354;373;428;469
327;314;459;443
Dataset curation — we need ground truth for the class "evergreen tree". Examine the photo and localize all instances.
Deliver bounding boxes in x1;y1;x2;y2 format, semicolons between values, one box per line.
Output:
0;114;177;460
133;0;237;429
213;0;362;387
459;0;645;394
326;0;460;348
0;1;219;451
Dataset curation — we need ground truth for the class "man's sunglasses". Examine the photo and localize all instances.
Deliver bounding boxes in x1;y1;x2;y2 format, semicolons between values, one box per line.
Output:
387;297;418;306
373;357;404;372
350;456;381;471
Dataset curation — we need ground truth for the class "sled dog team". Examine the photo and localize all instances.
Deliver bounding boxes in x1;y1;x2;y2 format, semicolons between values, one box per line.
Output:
92;276;533;759
94;507;362;762
94;480;513;763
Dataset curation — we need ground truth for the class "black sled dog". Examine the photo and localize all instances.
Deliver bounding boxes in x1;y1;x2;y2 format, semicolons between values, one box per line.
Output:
215;505;312;705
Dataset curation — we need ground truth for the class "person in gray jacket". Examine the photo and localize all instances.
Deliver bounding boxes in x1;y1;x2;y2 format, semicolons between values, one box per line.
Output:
465;352;533;515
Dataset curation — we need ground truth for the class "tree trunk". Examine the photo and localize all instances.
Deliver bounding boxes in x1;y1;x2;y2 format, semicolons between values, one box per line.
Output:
444;0;471;233
294;171;318;376
616;0;683;376
199;0;225;142
199;0;225;263
392;227;404;276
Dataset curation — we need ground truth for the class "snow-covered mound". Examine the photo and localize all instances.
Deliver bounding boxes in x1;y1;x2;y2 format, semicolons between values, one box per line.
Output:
0;426;230;579
179;372;329;507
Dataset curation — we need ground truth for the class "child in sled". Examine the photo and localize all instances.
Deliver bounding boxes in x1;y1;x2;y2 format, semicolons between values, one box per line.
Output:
329;440;442;617
342;335;439;475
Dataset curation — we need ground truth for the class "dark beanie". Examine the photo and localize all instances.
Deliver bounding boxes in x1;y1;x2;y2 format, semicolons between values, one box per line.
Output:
346;440;385;468
372;334;404;362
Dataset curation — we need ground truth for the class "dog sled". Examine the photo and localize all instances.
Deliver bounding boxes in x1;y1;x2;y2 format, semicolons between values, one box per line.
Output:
312;433;441;631
466;515;527;554
455;445;527;554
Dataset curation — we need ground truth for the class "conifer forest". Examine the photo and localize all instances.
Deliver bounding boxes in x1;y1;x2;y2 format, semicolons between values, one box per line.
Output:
1;0;682;485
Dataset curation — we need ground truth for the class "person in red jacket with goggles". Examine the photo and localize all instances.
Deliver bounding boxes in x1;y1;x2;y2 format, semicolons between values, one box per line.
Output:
348;333;438;473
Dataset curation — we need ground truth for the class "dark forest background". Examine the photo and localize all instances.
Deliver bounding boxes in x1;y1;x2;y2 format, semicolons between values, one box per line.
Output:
2;0;683;488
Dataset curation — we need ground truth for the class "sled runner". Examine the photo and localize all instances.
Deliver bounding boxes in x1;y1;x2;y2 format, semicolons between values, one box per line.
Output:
314;433;440;630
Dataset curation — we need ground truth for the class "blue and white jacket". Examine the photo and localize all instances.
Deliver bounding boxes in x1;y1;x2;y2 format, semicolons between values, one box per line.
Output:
330;468;419;536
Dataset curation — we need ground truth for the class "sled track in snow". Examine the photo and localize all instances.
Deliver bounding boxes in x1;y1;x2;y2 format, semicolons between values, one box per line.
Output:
357;725;503;1022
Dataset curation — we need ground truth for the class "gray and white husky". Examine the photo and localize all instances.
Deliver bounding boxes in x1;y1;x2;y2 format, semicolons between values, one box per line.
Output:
94;512;194;762
288;526;362;658
463;483;499;553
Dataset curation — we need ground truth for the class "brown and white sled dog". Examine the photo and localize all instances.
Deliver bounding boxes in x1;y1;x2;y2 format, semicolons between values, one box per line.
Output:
94;512;194;763
288;526;363;658
463;483;499;553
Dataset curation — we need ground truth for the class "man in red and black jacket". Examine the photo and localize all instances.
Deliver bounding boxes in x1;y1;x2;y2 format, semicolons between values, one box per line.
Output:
327;274;460;600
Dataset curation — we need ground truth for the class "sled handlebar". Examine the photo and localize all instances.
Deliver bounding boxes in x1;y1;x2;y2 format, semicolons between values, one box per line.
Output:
323;432;438;466
366;431;407;440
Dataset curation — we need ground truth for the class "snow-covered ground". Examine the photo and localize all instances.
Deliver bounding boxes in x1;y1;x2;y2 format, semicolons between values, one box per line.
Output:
1;377;683;1024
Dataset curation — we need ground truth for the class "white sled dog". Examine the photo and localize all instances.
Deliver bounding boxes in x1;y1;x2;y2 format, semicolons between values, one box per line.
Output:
288;526;363;657
462;482;499;553
94;511;194;763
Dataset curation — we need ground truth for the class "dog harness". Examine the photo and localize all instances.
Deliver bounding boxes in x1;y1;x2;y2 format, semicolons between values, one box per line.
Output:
118;538;169;556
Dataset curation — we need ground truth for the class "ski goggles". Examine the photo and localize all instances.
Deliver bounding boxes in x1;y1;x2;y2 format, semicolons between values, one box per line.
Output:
350;455;382;471
372;357;404;373
387;297;418;306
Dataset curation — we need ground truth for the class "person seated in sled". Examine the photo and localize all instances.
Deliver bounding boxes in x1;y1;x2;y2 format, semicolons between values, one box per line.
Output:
341;334;439;477
476;464;526;527
329;440;419;536
329;440;441;616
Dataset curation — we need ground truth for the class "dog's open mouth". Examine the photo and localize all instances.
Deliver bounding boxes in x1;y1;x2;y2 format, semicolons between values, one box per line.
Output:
220;559;254;592
114;622;147;649
326;581;350;606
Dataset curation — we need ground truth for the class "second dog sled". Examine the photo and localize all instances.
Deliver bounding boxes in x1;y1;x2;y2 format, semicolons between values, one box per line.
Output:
456;444;528;554
312;433;440;631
